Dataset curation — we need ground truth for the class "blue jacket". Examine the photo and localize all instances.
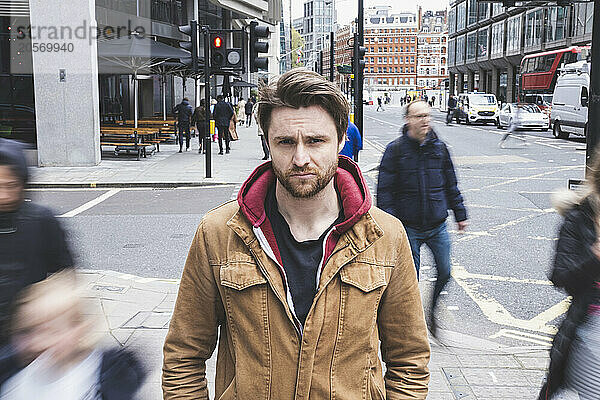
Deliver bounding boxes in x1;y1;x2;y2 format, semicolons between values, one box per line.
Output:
376;126;467;230
340;119;362;158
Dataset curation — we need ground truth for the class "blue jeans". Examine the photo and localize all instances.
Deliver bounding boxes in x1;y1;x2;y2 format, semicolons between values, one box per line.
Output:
404;222;452;316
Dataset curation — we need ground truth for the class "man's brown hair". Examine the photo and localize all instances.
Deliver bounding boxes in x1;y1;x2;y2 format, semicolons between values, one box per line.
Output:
257;68;349;142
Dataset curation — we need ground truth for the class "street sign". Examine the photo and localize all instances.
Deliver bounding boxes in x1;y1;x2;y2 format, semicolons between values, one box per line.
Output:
568;179;586;191
336;64;352;74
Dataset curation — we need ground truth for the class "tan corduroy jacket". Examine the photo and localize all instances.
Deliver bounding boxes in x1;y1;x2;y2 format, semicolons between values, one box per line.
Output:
163;196;430;399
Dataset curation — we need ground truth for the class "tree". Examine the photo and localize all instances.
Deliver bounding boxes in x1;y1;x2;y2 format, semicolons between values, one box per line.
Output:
291;28;304;68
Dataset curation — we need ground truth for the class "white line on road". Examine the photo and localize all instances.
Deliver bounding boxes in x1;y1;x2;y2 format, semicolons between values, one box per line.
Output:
488;372;498;384
58;189;121;218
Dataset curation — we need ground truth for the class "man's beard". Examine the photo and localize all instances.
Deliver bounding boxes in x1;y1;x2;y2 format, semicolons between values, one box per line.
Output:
273;160;338;198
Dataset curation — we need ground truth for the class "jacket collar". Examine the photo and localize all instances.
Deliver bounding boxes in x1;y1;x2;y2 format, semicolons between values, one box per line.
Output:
236;156;372;233
402;124;439;147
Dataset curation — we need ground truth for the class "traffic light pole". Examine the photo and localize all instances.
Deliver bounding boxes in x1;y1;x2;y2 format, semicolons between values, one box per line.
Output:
330;32;334;82
586;0;600;173
354;0;365;157
203;26;212;178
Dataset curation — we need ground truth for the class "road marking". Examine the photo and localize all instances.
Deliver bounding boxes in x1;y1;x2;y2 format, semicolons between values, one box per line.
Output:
490;329;553;347
58;189;121;218
365;115;404;129
489;372;498;384
364;138;386;153
452;263;563;335
447;306;459;311
452;265;553;286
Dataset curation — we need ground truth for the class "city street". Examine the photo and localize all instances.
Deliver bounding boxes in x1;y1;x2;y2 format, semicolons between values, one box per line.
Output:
27;105;587;351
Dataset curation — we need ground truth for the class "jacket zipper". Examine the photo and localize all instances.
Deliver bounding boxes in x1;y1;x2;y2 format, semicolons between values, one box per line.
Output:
253;226;303;335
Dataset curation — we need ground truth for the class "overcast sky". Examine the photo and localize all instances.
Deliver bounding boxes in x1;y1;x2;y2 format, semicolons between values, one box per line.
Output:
290;0;450;25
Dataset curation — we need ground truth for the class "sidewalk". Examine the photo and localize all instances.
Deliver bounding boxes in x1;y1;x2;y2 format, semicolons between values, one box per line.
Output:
30;124;385;188
80;269;549;400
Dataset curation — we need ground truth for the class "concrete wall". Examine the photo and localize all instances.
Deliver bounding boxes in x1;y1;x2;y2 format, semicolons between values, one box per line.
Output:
29;0;101;166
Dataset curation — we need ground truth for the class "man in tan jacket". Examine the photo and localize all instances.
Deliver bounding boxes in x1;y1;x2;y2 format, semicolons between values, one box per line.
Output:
162;69;430;399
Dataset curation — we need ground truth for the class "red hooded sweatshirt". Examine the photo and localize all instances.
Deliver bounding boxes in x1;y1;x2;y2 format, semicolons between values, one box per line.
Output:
237;155;372;332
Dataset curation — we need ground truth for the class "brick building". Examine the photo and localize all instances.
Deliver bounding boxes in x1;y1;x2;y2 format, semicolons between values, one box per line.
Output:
363;6;419;94
417;10;449;91
323;24;353;95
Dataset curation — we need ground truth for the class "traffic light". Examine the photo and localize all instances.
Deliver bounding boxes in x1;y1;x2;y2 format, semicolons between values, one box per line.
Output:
178;21;198;72
211;33;226;68
249;21;270;72
353;35;366;77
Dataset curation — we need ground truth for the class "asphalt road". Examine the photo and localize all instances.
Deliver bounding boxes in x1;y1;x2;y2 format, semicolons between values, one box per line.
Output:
26;104;588;348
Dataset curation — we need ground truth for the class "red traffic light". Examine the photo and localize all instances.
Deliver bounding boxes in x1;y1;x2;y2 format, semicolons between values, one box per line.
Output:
213;36;223;48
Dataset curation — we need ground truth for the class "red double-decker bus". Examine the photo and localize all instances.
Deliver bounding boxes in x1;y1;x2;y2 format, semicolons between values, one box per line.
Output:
519;46;590;98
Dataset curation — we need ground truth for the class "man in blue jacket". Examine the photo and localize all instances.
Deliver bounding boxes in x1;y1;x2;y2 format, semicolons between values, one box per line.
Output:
339;117;362;161
376;100;468;336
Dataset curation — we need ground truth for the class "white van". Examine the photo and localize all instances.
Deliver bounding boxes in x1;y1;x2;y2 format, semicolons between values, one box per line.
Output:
456;92;499;125
551;61;589;139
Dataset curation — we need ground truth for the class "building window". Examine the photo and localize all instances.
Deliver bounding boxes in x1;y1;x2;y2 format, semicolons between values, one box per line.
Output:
411;66;415;72
477;27;488;58
506;15;521;54
457;1;466;31
490;21;504;57
466;32;476;61
467;0;477;26
524;9;543;47
477;2;489;22
573;2;594;37
456;35;465;64
492;3;503;17
546;6;567;42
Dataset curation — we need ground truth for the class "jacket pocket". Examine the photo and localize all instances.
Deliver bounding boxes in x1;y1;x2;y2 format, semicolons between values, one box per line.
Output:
340;262;387;293
220;261;267;290
337;262;387;343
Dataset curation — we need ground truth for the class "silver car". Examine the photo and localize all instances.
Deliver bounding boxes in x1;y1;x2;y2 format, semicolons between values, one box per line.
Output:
497;103;549;131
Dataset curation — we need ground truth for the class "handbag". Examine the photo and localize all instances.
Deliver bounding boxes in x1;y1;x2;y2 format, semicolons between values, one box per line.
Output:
229;119;239;141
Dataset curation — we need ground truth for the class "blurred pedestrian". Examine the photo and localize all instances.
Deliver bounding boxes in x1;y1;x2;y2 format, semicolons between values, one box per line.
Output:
0;270;146;399
236;98;246;127
446;94;458;125
339;116;362;162
191;99;209;154
0;139;73;348
432;96;436;107
376;96;384;112
212;95;234;155
163;69;430;399
377;100;468;337
173;97;193;153
253;102;269;160
245;98;254;127
539;156;600;400
499;104;527;148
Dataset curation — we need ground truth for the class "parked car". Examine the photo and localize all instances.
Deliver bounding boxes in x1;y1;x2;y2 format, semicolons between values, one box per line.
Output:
456;92;499;125
522;93;553;127
551;61;589;139
497;103;549;131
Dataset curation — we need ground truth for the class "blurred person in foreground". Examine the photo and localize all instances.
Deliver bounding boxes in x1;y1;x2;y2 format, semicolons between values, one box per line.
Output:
0;270;145;399
0;138;73;348
539;151;600;400
377;100;468;337
162;68;430;399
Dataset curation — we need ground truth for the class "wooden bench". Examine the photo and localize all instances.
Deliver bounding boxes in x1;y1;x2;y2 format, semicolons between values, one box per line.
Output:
100;128;157;160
